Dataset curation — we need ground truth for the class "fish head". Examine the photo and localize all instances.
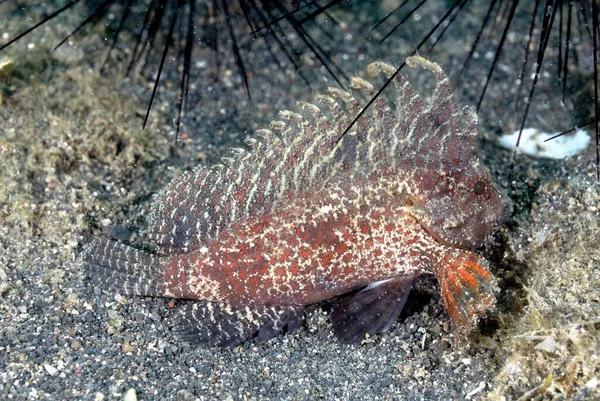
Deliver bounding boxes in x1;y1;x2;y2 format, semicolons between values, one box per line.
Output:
409;161;512;250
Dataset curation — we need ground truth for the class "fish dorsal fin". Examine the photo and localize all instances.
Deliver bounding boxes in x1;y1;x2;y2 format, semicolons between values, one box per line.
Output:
147;100;359;254
403;56;478;171
351;56;478;173
146;56;476;254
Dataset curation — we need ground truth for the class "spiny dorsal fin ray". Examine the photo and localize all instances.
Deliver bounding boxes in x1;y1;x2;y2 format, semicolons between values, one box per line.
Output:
411;56;475;169
147;56;477;255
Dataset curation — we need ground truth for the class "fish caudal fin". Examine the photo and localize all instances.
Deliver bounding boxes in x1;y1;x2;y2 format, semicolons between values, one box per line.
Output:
434;250;498;338
329;276;415;344
81;237;169;297
176;301;304;347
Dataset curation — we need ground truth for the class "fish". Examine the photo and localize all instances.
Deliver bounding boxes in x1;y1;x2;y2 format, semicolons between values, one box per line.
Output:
82;55;512;347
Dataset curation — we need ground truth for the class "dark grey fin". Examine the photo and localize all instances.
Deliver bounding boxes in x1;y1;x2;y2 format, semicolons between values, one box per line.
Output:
176;301;304;347
81;237;171;297
329;276;415;345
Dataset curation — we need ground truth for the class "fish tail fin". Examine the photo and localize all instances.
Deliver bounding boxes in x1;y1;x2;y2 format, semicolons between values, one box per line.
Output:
434;250;498;339
81;237;169;297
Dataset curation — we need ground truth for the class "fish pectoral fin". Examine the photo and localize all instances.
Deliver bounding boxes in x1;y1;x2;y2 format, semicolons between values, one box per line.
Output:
175;301;304;347
329;275;415;345
434;250;498;340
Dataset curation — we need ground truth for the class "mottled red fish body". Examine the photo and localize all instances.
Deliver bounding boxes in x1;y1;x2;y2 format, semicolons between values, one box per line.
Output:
82;56;511;347
165;175;428;308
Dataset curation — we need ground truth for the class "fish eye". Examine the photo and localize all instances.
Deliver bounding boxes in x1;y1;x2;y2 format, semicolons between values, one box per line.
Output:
473;180;487;196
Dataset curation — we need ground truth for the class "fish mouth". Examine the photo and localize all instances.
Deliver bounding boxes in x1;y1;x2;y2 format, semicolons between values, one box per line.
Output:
418;222;475;251
404;208;472;250
419;213;511;251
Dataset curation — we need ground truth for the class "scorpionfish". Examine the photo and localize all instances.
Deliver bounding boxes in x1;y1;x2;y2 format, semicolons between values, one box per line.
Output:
83;56;511;347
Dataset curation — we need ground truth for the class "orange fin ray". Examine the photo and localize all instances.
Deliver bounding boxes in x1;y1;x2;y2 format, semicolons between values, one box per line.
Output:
434;250;498;339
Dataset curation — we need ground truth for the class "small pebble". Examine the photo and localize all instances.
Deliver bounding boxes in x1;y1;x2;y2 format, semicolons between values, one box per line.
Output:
44;364;58;376
124;388;137;401
123;341;134;353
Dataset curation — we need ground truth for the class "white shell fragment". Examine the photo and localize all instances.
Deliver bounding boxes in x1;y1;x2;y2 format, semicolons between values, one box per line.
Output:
498;127;590;159
533;336;557;353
